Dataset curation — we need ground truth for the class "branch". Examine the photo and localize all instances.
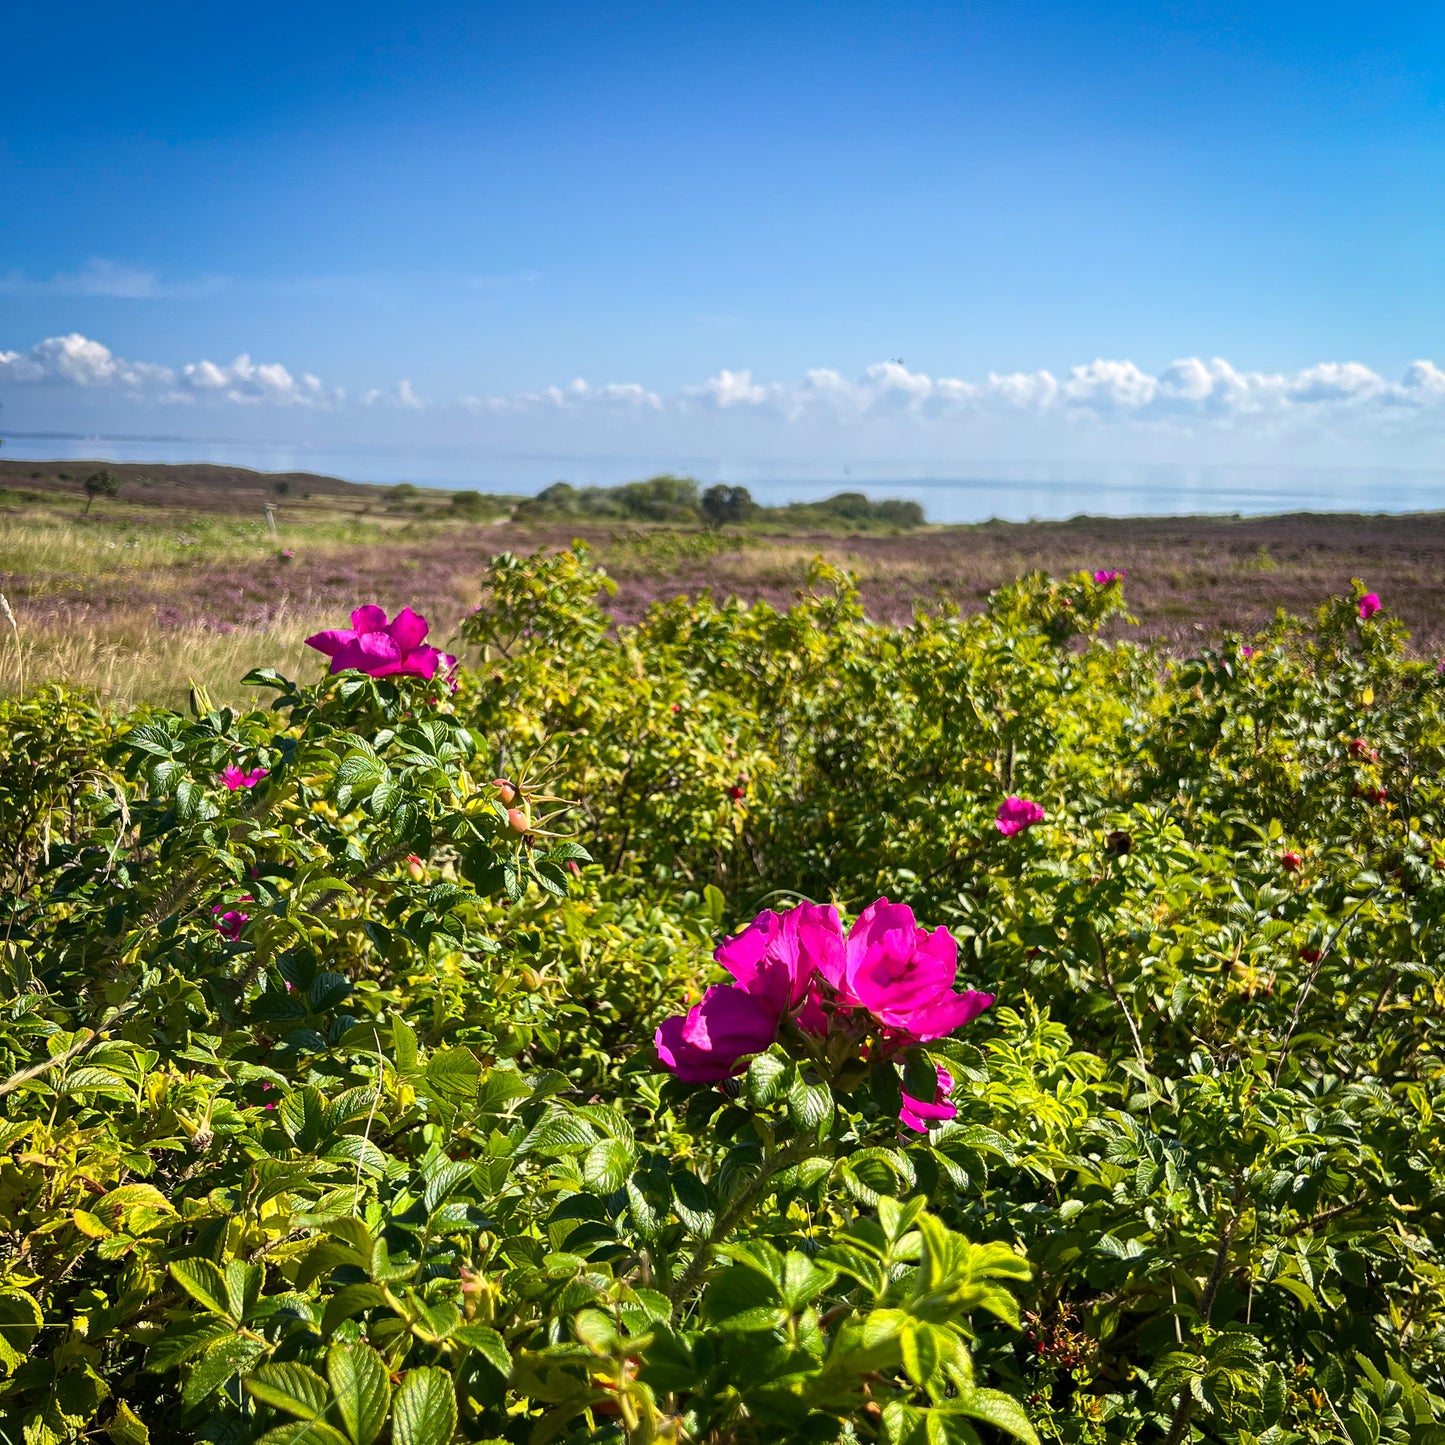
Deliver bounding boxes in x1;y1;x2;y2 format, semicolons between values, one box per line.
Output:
0;1001;140;1101
667;1133;820;1319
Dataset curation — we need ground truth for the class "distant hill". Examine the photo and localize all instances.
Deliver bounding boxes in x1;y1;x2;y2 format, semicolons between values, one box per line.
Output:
0;457;378;506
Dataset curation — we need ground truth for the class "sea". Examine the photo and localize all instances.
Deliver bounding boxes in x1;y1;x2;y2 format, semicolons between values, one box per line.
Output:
4;433;1444;525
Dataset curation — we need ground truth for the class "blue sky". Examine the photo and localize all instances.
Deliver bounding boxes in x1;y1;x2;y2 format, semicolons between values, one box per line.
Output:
4;1;1445;479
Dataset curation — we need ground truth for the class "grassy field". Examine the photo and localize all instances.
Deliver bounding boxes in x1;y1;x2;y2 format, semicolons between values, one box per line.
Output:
6;457;1445;706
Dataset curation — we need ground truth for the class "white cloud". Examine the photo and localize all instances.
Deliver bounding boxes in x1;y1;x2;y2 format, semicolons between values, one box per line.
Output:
0;332;176;389
181;353;333;406
0;258;226;299
689;368;767;407
363;379;426;410
9;333;1445;451
0;333;335;406
466;270;541;289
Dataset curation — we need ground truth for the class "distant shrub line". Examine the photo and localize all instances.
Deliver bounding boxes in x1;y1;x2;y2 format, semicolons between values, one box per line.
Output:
513;474;925;529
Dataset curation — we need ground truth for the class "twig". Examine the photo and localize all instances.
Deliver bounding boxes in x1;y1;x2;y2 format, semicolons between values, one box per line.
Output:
0;1001;140;1100
1162;1181;1246;1445
0;592;22;695
666;1134;818;1318
1272;885;1381;1087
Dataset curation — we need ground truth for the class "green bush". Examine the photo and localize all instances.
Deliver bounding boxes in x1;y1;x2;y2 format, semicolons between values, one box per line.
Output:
2;551;1444;1444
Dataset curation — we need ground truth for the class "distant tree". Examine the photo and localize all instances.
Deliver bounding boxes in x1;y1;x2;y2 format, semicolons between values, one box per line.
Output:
386;483;420;502
700;484;757;528
816;491;873;522
273;480;292;497
614;474;701;522
874;498;925;527
82;469;121;515
536;482;579;510
450;490;490;518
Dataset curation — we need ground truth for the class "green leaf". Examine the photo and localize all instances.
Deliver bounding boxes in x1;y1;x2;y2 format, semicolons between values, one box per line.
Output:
425;1047;481;1100
901;1320;942;1387
279;1086;327;1152
241;667;290;690
0;1288;42;1373
391;1367;458;1445
901;1049;938;1102
869;1055;903;1119
256;1423;353;1445
955;1389;1037;1444
745;1051;791;1108
323;1136;390;1179
106;1401;151;1445
245;1361;330;1420
321;1284;388;1337
423;1160;478;1212
182;1335;268;1407
169;1258;233;1318
225;1260;262;1321
786;1075;834;1131
582;1138;635;1194
143;1318;236;1373
454;1322;511;1379
391;1018;419;1075
327;1341;392;1445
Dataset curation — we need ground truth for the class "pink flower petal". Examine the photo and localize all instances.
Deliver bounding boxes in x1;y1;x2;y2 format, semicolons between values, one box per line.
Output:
655;985;778;1082
331;631;404;675
995;796;1045;836
890;990;995;1043
397;646;441;679
351;605;389;634
304;627;357;658
716;902;843;1015
900;1067;957;1132
386;606;430;653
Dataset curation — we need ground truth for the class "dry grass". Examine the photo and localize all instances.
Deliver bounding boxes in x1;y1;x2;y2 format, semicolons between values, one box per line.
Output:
10;489;1445;706
0;600;338;710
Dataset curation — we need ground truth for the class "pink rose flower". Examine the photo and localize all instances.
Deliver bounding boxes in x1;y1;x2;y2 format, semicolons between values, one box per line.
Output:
654;985;780;1083
900;1066;956;1132
995;796;1045;836
212;894;254;941
654;899;993;1085
305;605;457;680
819;899;993;1043
220;764;268;791
1093;569;1124;585
1359;593;1381;620
714;902;844;1018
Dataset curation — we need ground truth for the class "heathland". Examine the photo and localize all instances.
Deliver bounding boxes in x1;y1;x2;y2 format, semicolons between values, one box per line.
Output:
6;458;1445;706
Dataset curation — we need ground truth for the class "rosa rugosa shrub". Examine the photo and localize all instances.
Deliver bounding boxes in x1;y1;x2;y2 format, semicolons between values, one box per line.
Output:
5;555;1445;1445
0;603;1033;1445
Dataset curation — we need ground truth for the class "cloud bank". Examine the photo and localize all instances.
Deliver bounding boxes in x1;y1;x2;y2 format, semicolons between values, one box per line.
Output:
0;334;335;406
7;334;1445;458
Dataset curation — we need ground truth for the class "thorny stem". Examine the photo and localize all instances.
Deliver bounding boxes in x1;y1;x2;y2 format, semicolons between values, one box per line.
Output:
1272;885;1381;1087
666;1134;821;1320
1097;936;1154;1114
0;1001;142;1101
1162;1180;1247;1445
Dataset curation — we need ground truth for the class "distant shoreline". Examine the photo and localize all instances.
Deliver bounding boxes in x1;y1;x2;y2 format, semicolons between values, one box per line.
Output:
6;454;1445;530
4;442;1445;523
